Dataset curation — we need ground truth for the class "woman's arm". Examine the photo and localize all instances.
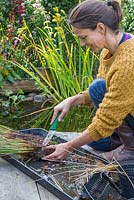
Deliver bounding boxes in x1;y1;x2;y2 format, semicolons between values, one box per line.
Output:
42;128;93;160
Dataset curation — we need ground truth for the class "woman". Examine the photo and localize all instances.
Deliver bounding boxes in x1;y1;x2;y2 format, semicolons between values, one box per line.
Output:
42;0;134;162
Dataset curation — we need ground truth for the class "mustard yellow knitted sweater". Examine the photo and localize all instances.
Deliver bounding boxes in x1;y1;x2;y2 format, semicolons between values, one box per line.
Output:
83;38;134;141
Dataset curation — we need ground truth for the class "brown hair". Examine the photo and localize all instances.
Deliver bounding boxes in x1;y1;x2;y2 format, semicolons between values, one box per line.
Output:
69;0;123;32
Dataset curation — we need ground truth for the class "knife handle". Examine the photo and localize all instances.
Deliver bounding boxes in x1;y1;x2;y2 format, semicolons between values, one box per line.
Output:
49;112;61;131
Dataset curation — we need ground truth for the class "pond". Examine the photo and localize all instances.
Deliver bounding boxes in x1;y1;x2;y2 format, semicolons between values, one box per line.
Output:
0;101;45;130
0;94;95;132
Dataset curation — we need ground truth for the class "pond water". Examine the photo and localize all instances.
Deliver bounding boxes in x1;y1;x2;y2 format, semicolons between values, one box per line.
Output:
0;101;45;130
0;97;95;132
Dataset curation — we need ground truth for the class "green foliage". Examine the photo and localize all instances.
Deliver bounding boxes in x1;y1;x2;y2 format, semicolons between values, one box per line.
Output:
122;0;134;33
0;0;87;88
11;8;98;129
0;53;21;88
0;1;11;34
13;15;98;101
42;0;80;14
23;0;49;31
1;0;97;131
0;89;25;107
0;0;52;86
0;0;48;35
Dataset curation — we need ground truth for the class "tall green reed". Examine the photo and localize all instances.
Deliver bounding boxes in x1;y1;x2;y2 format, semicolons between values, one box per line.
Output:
12;8;98;130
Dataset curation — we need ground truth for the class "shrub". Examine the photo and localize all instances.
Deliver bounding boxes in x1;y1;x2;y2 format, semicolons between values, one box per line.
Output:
122;0;134;33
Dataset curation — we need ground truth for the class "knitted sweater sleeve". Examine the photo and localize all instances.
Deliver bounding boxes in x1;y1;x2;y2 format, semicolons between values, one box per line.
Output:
81;90;92;105
88;49;134;140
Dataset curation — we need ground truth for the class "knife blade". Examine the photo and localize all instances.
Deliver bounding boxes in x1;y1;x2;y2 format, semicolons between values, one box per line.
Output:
42;112;60;146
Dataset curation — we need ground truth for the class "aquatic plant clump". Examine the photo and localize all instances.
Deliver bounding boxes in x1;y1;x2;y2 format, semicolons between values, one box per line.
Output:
0;125;43;156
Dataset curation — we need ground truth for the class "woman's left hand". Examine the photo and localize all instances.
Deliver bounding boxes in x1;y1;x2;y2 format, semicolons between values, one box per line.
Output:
42;128;93;161
42;142;71;160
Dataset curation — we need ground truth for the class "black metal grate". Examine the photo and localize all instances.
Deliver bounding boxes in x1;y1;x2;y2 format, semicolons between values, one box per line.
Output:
119;161;134;199
78;172;124;200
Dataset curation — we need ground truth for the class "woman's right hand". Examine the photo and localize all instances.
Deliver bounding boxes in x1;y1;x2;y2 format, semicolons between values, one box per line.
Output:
50;94;85;124
50;97;72;124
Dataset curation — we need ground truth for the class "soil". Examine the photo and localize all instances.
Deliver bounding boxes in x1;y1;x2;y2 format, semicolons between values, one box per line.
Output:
20;136;123;200
13;133;128;200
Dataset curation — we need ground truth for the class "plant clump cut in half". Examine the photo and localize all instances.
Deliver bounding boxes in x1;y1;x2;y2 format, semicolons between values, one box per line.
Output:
0;125;44;156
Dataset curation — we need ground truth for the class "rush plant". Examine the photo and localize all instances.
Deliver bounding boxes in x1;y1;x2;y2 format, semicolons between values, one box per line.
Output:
0;124;42;155
11;8;98;129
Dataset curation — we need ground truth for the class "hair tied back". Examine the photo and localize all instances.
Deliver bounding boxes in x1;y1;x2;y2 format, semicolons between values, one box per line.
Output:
107;1;112;6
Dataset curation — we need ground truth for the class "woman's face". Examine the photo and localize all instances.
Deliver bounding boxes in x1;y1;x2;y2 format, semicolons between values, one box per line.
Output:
72;24;106;52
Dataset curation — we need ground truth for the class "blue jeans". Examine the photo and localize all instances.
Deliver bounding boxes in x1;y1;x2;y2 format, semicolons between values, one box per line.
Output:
88;78;112;151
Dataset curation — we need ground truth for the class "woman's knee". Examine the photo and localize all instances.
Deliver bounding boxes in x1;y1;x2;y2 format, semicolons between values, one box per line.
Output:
89;78;106;93
88;78;106;107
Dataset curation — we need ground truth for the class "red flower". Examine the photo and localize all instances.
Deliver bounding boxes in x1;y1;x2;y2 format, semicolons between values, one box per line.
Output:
18;0;22;4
